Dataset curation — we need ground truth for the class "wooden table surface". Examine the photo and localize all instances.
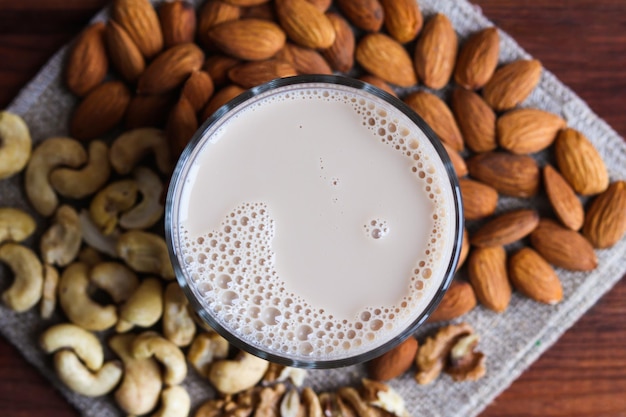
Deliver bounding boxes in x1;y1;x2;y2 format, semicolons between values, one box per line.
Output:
1;1;625;416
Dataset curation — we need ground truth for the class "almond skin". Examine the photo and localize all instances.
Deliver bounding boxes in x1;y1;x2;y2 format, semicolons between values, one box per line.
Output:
442;142;468;178
322;12;355;73
367;337;418;381
358;75;397;97
125;93;175;129
182;71;215;113
459;178;498;221
457;227;470;271
203;55;242;87
404;91;464;151
427;280;477;323
454;27;499;90
208;19;286;61
276;43;333;75
497;108;566;154
105;20;145;83
380;0;422;44
543;164;584;231
468;246;511;313
356;33;417;87
554;128;609;195
227;59;297;89
138;43;205;94
482;59;542;112
414;13;457;90
159;0;197;48
201;85;246;121
70;81;131;140
166;97;198;158
112;0;163;59
336;0;384;32
450;88;496;153
509;247;563;305
66;22;108;96
530;219;598;271
471;209;540;248
582;181;626;248
275;0;336;49
197;0;241;48
467;151;540;197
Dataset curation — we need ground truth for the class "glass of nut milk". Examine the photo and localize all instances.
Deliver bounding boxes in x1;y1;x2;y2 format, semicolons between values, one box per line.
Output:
165;75;463;368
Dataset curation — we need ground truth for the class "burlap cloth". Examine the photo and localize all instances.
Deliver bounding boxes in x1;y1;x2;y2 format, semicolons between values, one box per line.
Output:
1;0;625;416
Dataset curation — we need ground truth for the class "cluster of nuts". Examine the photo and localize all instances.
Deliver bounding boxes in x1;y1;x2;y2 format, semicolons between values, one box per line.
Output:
1;0;626;415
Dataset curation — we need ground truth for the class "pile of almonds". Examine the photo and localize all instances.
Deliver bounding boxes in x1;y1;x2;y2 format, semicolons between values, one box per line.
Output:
0;0;625;416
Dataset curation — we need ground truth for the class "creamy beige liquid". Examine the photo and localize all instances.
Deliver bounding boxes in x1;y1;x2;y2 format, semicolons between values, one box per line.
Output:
174;83;457;360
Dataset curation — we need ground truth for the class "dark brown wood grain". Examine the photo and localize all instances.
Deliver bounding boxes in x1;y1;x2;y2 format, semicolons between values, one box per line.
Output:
0;1;625;416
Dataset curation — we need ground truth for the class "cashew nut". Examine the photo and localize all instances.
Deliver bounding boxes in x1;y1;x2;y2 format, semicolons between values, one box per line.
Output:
58;262;117;331
109;333;162;415
78;210;119;258
49;140;111;199
40;323;103;370
0;111;31;180
90;179;138;235
208;351;269;395
0;207;36;244
116;230;175;279
132;331;187;386
25;137;87;216
116;277;163;332
152;385;191;417
187;332;229;377
119;167;165;230
40;264;59;319
0;243;43;312
109;128;172;175
89;261;139;304
163;282;196;347
40;205;82;267
77;246;105;267
53;350;122;397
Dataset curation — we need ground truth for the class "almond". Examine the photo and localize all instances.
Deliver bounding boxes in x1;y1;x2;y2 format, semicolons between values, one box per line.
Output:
166;97;198;158
322;12;355;73
458;178;498;221
509;247;563;305
367;337;418;381
457;227;470;271
468;246;511;312
182;71;215;113
125;93;175;129
70;81;131;140
404;91;463;151
305;0;332;12
442;142;467;178
414;13;457;90
471;209;539;248
105;20;145;83
275;0;336;49
65;22;108;96
197;0;241;48
203;55;242;87
454;27;499;90
138;43;205;94
450;88;496;153
201;85;246;121
554;128;609;195
543;164;584;231
228;59;297;89
467;151;539;197
482;59;542;112
379;0;422;44
336;0;384;32
530;218;598;271
222;0;269;5
112;0;163;59
276;43;333;75
358;75;397;97
428;280;477;323
159;0;197;48
497;108;566;154
582;181;626;248
356;34;417;88
208;19;286;61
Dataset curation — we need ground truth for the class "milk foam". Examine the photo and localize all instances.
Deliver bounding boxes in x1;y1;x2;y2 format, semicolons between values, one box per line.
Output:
174;83;457;361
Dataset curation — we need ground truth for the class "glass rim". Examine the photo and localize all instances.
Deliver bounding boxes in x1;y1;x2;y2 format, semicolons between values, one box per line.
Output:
165;74;464;369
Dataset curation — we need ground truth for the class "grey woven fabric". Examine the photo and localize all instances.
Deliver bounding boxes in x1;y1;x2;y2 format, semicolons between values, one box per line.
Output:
1;1;625;416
